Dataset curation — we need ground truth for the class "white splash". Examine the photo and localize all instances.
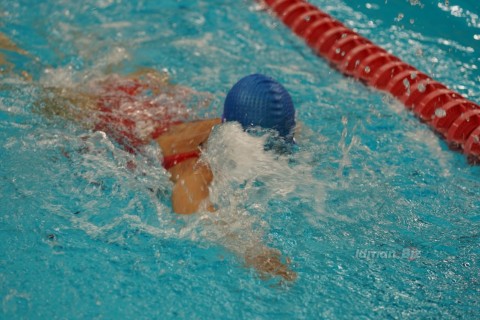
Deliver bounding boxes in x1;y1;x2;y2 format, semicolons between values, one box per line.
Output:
184;122;327;250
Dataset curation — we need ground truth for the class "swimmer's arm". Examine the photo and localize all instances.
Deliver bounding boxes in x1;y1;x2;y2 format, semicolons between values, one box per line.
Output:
170;159;215;214
160;118;297;279
156;118;220;214
155;118;221;156
171;165;297;280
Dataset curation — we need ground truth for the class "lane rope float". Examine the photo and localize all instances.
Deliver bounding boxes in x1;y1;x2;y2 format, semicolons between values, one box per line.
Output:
263;0;480;159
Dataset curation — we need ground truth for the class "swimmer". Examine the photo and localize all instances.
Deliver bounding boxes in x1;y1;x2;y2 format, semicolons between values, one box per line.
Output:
2;33;297;281
48;72;298;281
40;72;296;216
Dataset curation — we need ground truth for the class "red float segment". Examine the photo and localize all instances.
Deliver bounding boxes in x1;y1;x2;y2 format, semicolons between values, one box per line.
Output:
291;11;330;36
304;18;343;48
446;109;480;144
313;26;354;56
368;61;412;90
354;52;388;80
413;89;458;123
339;43;386;76
326;34;371;63
464;126;480;156
385;70;428;98
354;52;398;82
281;2;316;27
403;80;447;111
264;0;480;159
431;100;472;134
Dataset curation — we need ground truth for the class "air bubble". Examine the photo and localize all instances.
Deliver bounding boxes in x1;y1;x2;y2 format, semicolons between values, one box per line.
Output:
435;108;446;118
364;66;371;73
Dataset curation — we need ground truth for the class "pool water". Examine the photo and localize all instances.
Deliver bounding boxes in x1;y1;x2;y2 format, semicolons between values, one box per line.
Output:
1;0;479;319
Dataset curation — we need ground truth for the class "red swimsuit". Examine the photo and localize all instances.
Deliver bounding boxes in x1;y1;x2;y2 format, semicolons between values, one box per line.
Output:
162;150;201;170
92;75;200;168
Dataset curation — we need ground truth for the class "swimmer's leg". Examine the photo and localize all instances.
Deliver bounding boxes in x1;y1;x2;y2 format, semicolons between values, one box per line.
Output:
0;32;32;80
32;87;99;125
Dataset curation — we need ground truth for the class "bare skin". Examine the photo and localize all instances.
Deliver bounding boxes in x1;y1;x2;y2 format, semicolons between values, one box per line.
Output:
156;118;221;214
0;32;32;80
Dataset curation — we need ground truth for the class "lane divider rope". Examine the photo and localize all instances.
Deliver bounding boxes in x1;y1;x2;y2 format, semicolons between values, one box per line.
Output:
263;0;480;159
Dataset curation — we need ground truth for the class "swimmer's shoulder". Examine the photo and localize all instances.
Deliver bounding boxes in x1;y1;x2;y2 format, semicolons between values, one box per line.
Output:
164;118;222;135
156;118;221;155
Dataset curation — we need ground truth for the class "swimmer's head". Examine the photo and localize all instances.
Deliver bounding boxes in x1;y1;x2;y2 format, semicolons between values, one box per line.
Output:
223;74;296;143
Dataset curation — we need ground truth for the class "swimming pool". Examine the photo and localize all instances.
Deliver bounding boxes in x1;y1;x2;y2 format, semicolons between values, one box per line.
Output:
1;0;479;318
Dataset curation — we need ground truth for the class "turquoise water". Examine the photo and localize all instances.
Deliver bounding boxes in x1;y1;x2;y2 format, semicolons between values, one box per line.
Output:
1;0;479;319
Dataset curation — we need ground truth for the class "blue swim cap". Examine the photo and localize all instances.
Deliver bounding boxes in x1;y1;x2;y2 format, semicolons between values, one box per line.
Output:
223;74;296;143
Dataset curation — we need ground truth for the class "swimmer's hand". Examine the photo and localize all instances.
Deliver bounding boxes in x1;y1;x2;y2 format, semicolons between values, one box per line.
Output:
245;247;297;282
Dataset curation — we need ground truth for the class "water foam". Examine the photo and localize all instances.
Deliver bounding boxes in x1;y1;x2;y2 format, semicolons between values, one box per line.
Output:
183;122;327;254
